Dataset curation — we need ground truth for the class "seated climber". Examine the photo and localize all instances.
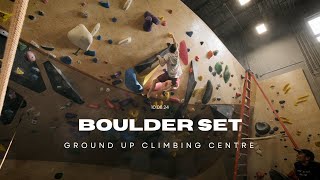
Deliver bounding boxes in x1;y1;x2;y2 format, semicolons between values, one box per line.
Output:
268;149;320;180
147;34;182;98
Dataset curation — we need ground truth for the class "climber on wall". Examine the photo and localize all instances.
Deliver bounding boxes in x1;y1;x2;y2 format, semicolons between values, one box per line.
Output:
147;34;182;98
268;149;320;180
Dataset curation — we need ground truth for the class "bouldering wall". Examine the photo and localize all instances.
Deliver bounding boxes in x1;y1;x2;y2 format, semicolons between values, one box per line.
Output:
247;69;320;179
0;0;245;105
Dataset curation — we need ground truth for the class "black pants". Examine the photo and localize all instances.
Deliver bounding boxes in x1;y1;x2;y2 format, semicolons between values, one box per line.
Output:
269;169;290;180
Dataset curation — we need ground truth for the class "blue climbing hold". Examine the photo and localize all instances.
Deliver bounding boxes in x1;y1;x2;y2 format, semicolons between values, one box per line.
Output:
97;35;102;40
125;68;143;93
99;1;110;8
84;50;96;56
108;39;113;44
92;58;98;63
112;17;117;22
186;31;193;37
65;113;78;119
31;74;39;81
60;56;72;64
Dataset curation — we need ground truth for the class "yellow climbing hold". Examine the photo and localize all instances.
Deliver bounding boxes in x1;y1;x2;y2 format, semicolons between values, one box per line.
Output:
294;99;307;106
283;83;290;91
158;100;163;106
198;76;203;81
298;95;309;100
159;16;165;21
284;87;291;94
315;141;320;147
168;33;173;38
0;144;6;152
14;67;24;75
163;91;171;101
192;88;204;97
0;10;12;22
128;109;139;119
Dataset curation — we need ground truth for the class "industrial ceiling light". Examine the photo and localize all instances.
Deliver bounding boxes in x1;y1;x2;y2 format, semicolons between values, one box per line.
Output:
239;0;251;6
317;36;320;42
256;23;267;34
308;16;320;36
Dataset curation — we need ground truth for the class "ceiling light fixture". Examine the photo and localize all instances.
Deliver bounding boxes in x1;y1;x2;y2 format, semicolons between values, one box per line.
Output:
256;23;267;34
316;36;320;42
239;0;251;6
308;16;320;36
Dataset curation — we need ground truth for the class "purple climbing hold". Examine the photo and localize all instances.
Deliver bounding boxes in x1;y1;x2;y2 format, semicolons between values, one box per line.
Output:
144;11;160;25
99;1;110;8
143;16;153;32
65;113;78;119
84;50;96;56
111;17;117;22
60;56;72;64
108;39;113;44
186;31;193;37
111;71;121;79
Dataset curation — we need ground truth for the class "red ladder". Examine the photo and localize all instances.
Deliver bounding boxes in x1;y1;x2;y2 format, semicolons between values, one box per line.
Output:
233;70;299;180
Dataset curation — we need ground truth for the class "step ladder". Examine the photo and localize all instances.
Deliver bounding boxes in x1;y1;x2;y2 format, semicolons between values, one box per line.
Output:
232;70;299;180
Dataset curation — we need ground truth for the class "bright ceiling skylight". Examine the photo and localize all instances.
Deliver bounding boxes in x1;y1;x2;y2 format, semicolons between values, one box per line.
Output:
316;36;320;42
308;16;320;35
256;23;267;34
239;0;251;6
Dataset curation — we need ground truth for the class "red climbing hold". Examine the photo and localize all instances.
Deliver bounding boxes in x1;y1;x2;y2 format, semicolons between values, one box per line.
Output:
88;104;100;109
104;98;115;109
195;56;199;61
42;0;48;4
235;93;241;98
179;40;188;65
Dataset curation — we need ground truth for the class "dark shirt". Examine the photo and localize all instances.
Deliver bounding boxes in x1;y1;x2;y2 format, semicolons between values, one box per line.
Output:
294;161;320;180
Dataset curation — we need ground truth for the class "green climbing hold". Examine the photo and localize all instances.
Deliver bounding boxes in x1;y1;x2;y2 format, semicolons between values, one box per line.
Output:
223;65;231;83
18;42;27;51
215;62;223;75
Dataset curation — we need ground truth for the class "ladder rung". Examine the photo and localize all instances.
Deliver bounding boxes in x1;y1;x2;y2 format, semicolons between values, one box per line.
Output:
246;79;251;83
243;114;249;118
244;104;250;109
245;96;250;100
240;153;248;156
246;87;251;91
237;174;248;177
241;133;249;137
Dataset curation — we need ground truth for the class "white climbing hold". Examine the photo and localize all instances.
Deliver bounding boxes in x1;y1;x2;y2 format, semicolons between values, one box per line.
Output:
123;0;133;10
30;40;40;48
100;87;104;92
118;37;132;45
91;23;101;37
67;24;93;51
106;88;111;92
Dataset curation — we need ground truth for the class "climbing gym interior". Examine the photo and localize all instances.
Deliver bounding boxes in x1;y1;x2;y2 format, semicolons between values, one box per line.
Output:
0;0;320;179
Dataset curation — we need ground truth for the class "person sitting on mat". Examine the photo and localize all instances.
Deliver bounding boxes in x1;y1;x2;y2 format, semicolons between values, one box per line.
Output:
147;34;182;98
268;148;320;180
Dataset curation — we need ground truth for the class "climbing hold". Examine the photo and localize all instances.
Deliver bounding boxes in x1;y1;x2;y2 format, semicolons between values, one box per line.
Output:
60;56;72;64
223;65;231;83
283;83;290;91
92;58;98;63
42;0;48;4
118;37;132;45
112;79;123;85
28;15;35;20
212;72;217;76
87;104;100;109
235;93;241;98
37;10;45;16
298;95;309;100
207;50;213;59
186;31;193;37
81;11;88;18
279;100;285;104
31;67;40;74
269;129;275;134
14;67;24;75
107;39;113;44
255;122;271;135
144;11;160;25
315;141;320;147
84;50;96;56
54;173;63;179
99;1;110;8
111;71;121;79
202;80;213;104
198;76;203;81
168;9;173;14
195;56;199;61
215;62;223;74
216;97;221;101
123;0;133;10
284;87;291;94
179;40;189;65
273;126;279;131
0;144;6;152
187;48;190;52
97;35;102;40
31;74;39;81
229;83;232;87
18;42;27;51
161;21;167;26
81;2;87;7
129;109;139;118
143;16;153;32
40;45;55;51
213;50;219;56
65;113;77;119
159;16;165;21
26;51;36;62
209;66;213;72
104;98;115;109
200;41;204;45
125;68;143;93
111;17;117;22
